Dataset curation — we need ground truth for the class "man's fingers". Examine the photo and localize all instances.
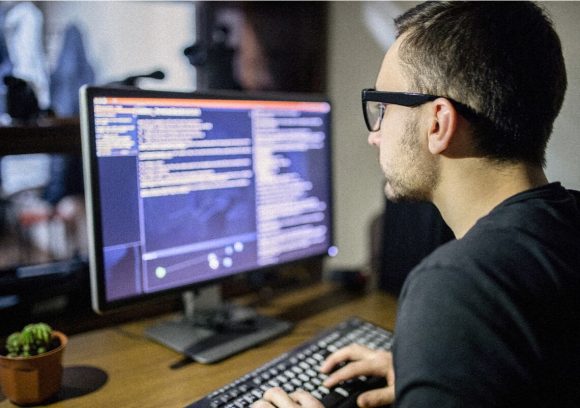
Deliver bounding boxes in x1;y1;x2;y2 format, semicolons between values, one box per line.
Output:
252;388;324;408
289;389;324;408
260;387;298;408
255;346;395;408
356;387;395;408
323;360;374;388
252;399;275;408
320;344;374;373
322;352;391;388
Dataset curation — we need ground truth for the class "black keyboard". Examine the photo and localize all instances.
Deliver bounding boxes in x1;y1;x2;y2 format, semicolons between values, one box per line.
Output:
186;317;394;408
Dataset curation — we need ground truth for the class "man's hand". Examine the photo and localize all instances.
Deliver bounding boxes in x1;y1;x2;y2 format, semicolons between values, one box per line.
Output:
252;344;395;408
253;387;323;408
320;344;395;407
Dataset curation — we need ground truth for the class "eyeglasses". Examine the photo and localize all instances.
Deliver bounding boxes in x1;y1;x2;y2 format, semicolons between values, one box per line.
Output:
362;88;478;132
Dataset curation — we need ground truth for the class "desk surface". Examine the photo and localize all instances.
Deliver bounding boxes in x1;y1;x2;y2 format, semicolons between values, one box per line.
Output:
0;283;397;408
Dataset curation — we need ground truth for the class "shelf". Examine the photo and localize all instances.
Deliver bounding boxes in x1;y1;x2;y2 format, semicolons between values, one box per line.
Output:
0;118;81;156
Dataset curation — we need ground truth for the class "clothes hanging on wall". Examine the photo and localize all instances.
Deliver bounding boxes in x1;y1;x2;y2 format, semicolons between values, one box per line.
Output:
50;24;95;117
2;2;50;110
0;6;13;118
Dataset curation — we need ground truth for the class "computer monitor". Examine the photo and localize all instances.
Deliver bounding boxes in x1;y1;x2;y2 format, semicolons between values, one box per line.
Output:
80;86;334;362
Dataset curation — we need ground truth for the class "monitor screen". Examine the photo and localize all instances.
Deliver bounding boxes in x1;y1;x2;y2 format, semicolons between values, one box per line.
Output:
80;86;334;313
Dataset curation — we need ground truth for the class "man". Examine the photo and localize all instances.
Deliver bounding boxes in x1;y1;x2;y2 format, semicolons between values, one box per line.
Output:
255;1;580;407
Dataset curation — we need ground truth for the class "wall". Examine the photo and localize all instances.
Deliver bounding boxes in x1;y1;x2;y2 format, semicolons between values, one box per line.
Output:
544;2;580;188
326;2;410;271
41;2;197;91
326;1;580;271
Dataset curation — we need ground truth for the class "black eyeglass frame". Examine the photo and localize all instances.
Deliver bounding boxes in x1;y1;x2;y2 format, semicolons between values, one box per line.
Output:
362;88;479;132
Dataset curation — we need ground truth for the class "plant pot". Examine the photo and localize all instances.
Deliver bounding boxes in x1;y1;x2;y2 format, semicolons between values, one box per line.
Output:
0;331;67;406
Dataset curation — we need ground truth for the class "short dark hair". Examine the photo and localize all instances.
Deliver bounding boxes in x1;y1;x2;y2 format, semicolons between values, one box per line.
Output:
395;1;567;166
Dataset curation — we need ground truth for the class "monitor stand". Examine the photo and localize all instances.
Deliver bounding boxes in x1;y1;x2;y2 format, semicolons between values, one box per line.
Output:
145;285;293;363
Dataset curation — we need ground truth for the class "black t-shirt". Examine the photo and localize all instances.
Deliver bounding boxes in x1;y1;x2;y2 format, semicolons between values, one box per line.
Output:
393;183;580;407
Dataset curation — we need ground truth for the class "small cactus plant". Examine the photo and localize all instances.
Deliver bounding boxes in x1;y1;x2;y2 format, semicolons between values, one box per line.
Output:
5;323;54;358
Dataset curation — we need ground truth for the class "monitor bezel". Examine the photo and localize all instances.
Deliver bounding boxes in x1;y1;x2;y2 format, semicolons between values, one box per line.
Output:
80;85;334;314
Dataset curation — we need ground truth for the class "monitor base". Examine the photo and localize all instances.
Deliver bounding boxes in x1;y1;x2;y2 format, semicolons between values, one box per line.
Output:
145;287;293;363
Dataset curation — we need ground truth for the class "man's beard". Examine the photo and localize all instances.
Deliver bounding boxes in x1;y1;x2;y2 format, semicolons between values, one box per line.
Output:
383;113;439;203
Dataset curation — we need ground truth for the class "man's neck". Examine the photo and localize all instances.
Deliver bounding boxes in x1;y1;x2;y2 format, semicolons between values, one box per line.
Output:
433;159;549;239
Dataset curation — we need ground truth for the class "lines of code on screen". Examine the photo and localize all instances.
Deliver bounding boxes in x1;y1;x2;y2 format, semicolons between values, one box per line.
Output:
92;96;332;302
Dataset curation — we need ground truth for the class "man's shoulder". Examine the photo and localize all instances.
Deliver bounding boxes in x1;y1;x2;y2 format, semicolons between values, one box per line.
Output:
401;239;485;302
416;184;580;277
394;185;580;408
408;229;504;283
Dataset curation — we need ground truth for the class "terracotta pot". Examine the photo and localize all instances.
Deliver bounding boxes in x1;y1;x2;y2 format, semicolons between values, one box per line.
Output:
0;331;67;406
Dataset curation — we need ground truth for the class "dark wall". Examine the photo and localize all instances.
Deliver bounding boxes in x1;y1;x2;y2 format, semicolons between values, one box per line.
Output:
193;2;328;93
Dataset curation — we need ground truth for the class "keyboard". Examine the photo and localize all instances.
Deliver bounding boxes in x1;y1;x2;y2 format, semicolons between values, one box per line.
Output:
186;317;394;408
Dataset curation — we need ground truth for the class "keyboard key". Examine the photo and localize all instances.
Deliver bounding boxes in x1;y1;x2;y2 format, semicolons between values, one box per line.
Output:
306;369;317;378
291;366;303;374
312;390;323;399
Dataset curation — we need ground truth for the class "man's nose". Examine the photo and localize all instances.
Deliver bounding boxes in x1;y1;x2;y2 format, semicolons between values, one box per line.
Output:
368;130;380;146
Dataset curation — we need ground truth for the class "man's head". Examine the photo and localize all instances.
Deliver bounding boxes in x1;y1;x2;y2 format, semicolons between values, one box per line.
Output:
393;1;567;167
368;1;567;202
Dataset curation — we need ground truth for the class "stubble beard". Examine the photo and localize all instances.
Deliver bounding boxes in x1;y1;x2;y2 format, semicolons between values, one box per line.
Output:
383;113;439;203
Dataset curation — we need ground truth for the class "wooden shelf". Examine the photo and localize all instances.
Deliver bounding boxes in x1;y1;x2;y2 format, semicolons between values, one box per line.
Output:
0;118;81;156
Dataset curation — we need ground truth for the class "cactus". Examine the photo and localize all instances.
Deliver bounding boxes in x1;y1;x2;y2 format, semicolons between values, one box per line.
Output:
5;323;54;358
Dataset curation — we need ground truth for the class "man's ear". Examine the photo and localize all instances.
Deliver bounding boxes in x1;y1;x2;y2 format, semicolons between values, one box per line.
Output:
427;98;457;155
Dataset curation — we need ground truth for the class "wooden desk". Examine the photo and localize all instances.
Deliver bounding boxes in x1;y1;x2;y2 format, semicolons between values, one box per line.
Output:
0;283;397;408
